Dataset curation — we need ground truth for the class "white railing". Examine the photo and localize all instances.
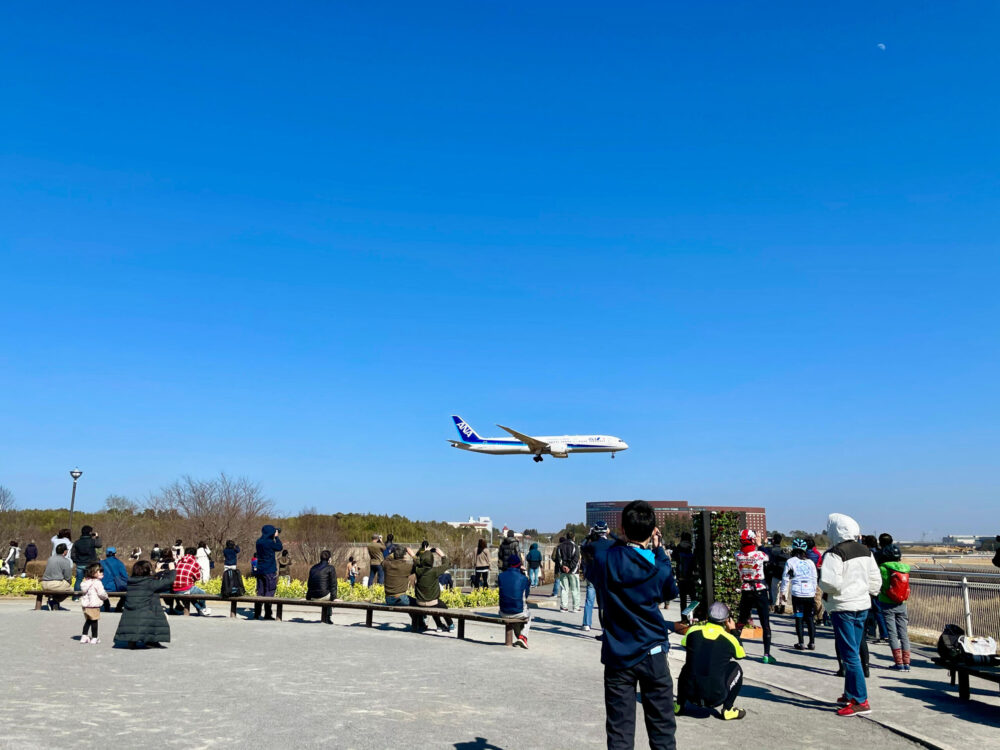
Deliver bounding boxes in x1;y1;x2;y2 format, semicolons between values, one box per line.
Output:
907;569;1000;642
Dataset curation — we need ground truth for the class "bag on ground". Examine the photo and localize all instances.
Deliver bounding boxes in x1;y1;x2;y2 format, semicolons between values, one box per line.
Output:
220;567;246;598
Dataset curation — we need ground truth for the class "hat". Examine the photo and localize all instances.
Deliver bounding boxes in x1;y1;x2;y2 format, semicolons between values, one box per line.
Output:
739;529;757;545
106;547;117;555
707;602;730;625
592;521;609;536
882;543;902;563
507;554;522;567
792;538;808;551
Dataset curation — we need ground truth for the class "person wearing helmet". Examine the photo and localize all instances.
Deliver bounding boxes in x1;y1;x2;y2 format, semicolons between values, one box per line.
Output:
876;535;912;671
782;539;818;650
734;529;776;664
675;602;747;721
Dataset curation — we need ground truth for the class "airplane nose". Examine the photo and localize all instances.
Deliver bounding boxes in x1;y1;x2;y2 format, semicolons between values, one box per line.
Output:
619;440;629;450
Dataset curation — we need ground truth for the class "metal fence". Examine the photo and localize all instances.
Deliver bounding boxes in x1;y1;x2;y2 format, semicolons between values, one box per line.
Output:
907;569;1000;643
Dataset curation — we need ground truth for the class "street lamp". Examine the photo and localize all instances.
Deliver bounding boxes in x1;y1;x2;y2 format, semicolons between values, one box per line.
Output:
68;468;83;534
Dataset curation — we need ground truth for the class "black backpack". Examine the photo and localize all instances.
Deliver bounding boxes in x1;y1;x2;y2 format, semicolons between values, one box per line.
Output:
220;567;246;599
937;624;965;665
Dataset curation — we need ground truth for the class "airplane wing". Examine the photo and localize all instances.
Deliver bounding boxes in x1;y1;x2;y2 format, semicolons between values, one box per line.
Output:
497;424;549;453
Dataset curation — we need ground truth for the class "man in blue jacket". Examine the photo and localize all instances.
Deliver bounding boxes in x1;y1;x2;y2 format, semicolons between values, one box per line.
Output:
100;547;129;613
594;500;679;750
498;554;531;648
253;525;283;621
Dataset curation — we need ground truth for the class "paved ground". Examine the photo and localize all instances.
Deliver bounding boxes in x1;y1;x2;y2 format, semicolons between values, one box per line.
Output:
1;594;995;749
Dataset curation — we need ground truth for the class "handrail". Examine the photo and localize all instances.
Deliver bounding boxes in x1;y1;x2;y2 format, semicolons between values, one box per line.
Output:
910;568;1000;580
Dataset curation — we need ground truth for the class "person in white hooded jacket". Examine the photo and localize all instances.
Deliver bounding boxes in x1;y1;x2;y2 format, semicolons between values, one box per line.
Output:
818;513;882;718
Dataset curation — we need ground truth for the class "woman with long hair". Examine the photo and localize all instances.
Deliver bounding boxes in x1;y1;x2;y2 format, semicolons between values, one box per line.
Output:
114;560;176;649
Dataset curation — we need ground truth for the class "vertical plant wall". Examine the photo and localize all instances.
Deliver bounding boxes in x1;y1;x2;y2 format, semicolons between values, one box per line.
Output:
690;510;743;618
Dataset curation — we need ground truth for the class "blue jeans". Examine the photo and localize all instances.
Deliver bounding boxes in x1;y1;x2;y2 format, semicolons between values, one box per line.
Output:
553;576;561;597
175;585;207;613
583;582;597;627
368;565;384;587
831;610;869;703
867;596;888;639
74;565;87;592
529;567;540;586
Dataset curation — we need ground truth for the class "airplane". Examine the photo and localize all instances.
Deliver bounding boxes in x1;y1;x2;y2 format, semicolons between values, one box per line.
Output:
448;415;629;462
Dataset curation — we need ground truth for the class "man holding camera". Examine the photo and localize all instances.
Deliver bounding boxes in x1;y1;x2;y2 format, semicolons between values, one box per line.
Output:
367;533;386;588
71;525;102;592
253;524;283;620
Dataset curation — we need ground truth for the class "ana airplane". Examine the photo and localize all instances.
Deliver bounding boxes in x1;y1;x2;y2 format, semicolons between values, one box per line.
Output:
448;415;629;462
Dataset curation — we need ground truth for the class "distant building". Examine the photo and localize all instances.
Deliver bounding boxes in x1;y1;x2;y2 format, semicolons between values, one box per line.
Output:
447;516;493;533
941;535;993;547
586;500;767;542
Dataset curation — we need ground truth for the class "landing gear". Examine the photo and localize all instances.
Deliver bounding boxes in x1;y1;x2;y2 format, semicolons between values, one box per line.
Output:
533;455;543;463
611;452;616;459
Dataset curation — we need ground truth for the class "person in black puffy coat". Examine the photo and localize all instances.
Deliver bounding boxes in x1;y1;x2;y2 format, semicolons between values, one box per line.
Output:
306;550;339;624
114;560;176;648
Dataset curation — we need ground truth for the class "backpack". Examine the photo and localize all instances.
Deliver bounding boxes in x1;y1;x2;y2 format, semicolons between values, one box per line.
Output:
937;624;965;664
885;569;910;604
220;567;246;599
766;548;789;579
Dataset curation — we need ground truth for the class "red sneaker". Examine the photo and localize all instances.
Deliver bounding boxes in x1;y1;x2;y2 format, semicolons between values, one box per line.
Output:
836;700;871;717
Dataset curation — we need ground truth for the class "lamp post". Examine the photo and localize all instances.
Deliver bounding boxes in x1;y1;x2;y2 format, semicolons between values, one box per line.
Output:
68;468;83;534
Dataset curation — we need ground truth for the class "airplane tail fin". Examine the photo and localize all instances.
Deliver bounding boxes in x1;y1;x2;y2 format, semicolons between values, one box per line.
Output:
452;415;484;443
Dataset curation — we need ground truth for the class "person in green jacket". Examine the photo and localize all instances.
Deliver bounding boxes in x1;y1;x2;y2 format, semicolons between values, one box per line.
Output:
877;536;911;671
414;546;453;633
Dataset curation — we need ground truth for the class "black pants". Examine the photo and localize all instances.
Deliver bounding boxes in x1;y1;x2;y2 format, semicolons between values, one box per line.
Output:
604;650;676;750
678;581;695;620
736;589;771;655
792;595;816;644
676;662;743;713
472;569;489;589
416;601;453;629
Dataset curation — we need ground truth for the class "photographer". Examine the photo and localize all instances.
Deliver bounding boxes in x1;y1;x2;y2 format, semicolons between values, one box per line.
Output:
252;525;283;621
414;545;453;632
71;526;103;593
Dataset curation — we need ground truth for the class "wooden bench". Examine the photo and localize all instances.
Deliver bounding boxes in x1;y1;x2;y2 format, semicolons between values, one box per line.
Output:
26;590;526;645
932;657;1000;701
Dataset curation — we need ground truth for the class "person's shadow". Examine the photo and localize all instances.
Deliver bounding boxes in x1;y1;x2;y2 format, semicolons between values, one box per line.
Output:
454;738;505;750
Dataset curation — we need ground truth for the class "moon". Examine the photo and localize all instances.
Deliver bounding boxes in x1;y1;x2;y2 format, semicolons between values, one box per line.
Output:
877;43;886;50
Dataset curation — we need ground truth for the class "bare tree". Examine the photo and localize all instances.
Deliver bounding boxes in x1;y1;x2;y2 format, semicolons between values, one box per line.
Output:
147;474;274;561
0;486;15;512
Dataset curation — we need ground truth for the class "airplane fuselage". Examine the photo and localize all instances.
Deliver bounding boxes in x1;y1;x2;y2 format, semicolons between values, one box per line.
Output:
449;416;628;459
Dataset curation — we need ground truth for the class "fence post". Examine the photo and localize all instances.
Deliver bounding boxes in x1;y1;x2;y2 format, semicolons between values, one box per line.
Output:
961;576;973;635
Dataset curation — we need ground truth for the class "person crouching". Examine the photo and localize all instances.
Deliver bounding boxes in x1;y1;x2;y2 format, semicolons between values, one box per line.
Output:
675;602;747;720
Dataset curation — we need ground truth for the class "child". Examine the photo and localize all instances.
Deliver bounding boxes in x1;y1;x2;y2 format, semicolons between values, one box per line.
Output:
877;538;912;671
346;556;358;586
592;500;678;749
781;538;818;650
80;563;109;644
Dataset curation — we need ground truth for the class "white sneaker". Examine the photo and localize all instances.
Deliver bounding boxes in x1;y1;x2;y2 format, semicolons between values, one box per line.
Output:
80;635;90;644
201;608;212;616
90;637;101;645
583;625;591;631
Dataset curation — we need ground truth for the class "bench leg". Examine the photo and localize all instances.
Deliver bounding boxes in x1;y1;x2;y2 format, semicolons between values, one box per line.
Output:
505;624;514;647
276;603;283;622
230;600;237;618
959;671;971;701
365;609;373;627
184;600;191;616
35;593;43;611
458;619;465;640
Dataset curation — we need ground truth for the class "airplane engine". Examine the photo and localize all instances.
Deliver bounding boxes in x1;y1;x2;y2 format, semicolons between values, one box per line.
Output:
549;443;569;458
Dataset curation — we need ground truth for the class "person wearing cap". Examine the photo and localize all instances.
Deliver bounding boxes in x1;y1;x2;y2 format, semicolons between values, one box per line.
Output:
781;539;818;650
366;533;385;588
498;553;531;648
99;547;129;612
876;535;912;671
675;602;747;721
581;522;613;632
734;528;776;664
591;500;678;750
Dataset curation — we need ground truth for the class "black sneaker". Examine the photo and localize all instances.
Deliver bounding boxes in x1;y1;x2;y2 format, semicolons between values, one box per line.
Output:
794;643;804;650
807;642;816;650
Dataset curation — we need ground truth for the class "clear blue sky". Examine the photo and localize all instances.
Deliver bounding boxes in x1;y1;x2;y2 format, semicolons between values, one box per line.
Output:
2;3;998;540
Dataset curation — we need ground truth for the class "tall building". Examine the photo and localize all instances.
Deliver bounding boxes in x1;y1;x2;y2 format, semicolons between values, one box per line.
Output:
586;500;767;541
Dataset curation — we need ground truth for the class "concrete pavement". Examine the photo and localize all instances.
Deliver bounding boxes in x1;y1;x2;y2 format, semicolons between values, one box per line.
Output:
0;595;990;749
